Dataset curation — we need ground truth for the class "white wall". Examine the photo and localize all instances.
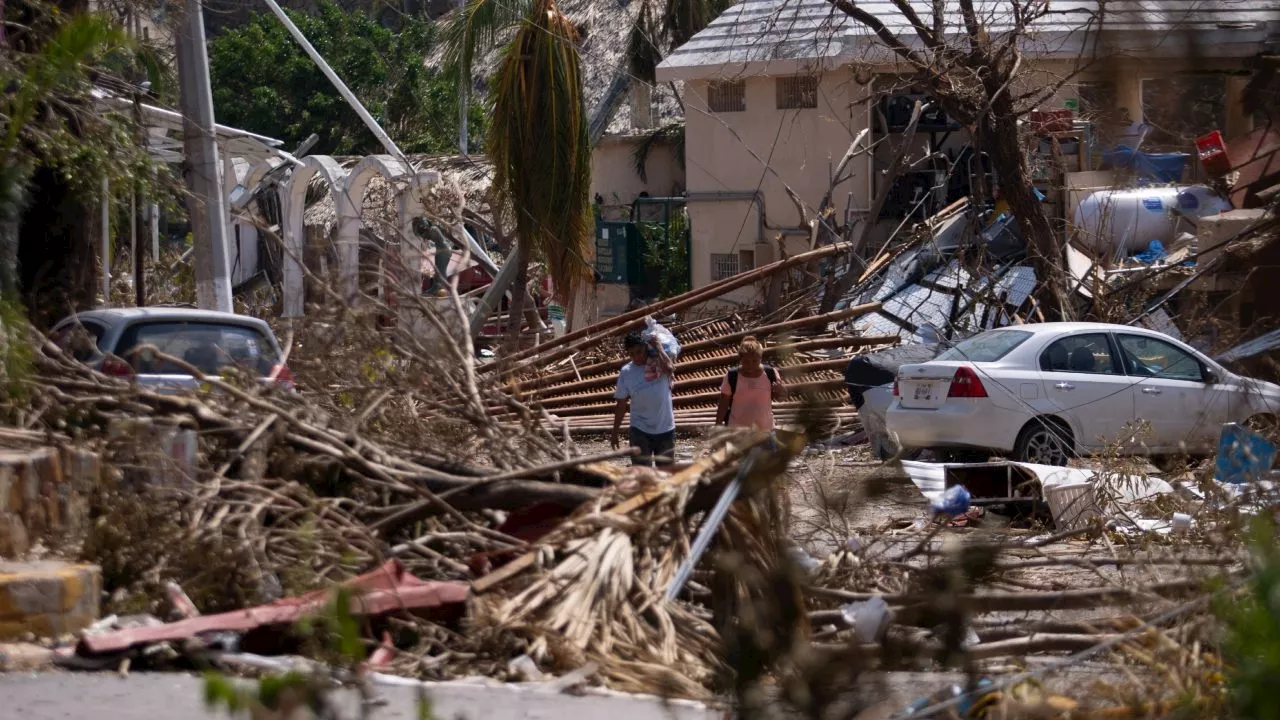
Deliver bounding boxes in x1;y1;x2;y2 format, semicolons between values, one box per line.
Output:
683;70;867;298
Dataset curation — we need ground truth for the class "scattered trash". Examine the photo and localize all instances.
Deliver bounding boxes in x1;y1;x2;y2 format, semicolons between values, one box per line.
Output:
1130;239;1167;264
787;545;821;575
508;654;547;682
930;485;971;517
841;596;892;644
903;678;995;718
1171;512;1193;534
1215;422;1277;485
165;582;200;620
1042;481;1099;531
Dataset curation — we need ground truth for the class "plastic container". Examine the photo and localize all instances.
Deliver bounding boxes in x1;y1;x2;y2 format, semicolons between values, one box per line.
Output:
1171;513;1193;534
1044;482;1100;530
1101;145;1136;170
1133;152;1190;183
1196;130;1231;176
1071;186;1231;255
1100;145;1190;182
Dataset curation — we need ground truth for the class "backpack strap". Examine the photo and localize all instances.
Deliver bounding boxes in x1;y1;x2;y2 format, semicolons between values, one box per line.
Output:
724;368;739;425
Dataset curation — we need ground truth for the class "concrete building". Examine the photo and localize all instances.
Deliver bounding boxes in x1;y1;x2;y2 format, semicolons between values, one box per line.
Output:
655;0;1279;302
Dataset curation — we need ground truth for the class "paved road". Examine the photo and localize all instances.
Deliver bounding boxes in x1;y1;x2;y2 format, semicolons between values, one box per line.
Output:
0;672;723;720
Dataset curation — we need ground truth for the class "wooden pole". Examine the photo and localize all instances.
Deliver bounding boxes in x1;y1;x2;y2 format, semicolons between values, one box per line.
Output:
485;240;856;373
133;190;146;307
508;302;885;393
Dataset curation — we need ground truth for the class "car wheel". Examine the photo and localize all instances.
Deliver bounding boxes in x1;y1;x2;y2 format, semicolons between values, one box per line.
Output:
1013;419;1073;466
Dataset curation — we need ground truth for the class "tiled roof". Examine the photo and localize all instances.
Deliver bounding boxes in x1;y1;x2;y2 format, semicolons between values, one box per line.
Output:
657;0;1278;80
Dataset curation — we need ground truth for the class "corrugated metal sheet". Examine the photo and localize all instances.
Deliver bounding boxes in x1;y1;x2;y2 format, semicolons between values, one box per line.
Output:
657;0;1273;79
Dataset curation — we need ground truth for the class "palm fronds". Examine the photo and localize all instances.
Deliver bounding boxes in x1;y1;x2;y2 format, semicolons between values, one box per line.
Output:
439;0;533;85
627;0;663;84
631;121;685;184
3;13;129;155
470;437;784;698
486;0;592;301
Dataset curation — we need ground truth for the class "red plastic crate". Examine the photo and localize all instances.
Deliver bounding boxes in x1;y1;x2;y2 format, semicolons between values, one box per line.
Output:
1196;130;1231;176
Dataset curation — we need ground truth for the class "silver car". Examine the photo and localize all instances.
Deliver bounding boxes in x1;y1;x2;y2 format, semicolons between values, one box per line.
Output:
50;307;292;393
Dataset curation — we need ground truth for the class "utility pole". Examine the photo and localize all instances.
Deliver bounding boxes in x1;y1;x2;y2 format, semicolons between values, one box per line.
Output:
175;0;233;312
132;86;148;307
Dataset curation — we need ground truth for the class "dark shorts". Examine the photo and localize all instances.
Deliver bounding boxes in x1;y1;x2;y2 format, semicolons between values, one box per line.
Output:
629;428;675;467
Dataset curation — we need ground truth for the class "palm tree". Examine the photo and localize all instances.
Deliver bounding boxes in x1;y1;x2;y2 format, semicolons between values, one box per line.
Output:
441;0;729;343
478;0;592;346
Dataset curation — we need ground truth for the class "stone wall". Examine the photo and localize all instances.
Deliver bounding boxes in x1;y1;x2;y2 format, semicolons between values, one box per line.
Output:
0;446;100;558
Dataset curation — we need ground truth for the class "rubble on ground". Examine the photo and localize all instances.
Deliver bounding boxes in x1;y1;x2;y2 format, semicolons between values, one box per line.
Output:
1;166;1279;719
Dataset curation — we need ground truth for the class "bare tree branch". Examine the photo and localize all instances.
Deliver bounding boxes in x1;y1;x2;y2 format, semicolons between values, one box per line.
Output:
828;0;930;70
886;0;941;50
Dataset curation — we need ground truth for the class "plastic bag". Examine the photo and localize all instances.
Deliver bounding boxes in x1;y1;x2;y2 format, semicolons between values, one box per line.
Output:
641;316;681;360
840;596;892;644
931;484;971;516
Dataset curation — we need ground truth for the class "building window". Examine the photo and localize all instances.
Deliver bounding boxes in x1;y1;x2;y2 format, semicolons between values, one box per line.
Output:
776;75;819;109
708;80;746;113
1141;74;1227;150
711;253;739;280
711;250;755;280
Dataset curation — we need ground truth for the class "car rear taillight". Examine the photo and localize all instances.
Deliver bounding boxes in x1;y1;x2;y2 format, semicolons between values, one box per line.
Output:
892;379;899;396
947;366;988;398
101;357;134;378
270;363;295;389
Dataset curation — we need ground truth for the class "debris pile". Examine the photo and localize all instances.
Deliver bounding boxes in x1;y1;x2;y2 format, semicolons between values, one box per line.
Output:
0;314;799;699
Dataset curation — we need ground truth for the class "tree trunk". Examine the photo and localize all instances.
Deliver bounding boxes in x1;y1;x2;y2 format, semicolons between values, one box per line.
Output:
504;245;529;352
983;94;1068;320
0;163;25;299
0;220;17;299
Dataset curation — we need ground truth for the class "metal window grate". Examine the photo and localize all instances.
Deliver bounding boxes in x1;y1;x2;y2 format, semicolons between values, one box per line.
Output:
708;81;746;113
776;75;818;109
711;253;740;281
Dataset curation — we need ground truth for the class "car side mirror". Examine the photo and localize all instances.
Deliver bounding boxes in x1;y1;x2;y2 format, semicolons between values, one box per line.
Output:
1204;369;1220;385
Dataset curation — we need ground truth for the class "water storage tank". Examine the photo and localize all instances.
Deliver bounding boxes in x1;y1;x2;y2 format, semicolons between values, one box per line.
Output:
1070;186;1231;256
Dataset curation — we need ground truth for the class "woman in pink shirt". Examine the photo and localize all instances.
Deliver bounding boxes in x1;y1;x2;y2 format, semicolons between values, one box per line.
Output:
716;336;787;431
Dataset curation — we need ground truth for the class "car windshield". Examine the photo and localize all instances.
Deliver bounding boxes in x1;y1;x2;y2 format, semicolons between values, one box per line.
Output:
116;321;279;376
936;329;1032;363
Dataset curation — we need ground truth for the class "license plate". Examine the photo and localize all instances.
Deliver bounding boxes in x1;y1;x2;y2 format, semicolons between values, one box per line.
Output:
913;384;933;402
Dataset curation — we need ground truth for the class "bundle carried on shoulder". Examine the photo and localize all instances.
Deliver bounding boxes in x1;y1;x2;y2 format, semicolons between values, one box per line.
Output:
640;316;680;360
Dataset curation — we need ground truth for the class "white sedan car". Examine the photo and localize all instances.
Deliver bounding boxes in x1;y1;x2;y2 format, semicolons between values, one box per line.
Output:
886;322;1280;465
